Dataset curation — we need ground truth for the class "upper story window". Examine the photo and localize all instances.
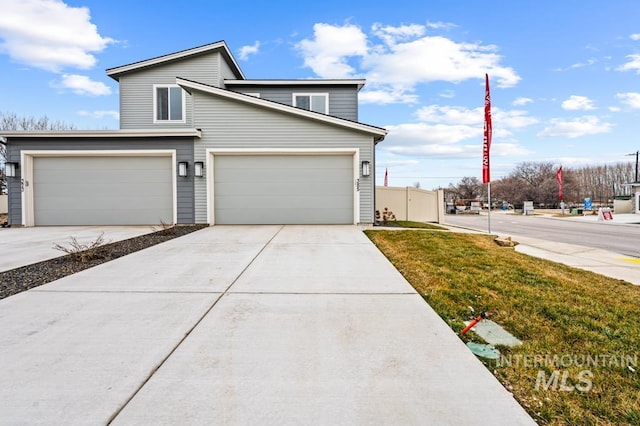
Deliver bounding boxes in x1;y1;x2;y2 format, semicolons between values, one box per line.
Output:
154;84;185;122
293;93;328;114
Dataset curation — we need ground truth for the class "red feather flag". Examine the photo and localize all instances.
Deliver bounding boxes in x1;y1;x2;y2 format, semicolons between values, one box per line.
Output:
482;74;492;184
557;166;564;201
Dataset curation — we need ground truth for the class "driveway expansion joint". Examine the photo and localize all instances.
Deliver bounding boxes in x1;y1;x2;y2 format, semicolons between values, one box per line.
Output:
107;225;285;425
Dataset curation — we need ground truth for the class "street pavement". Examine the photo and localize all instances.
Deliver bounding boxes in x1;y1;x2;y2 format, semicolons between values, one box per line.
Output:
443;212;640;285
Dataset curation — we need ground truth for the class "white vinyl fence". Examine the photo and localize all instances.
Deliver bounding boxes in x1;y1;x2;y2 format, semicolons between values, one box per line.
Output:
375;187;444;223
0;194;7;214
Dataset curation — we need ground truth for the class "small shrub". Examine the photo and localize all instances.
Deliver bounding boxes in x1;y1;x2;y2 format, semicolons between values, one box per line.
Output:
375;207;397;226
52;232;110;263
152;220;177;235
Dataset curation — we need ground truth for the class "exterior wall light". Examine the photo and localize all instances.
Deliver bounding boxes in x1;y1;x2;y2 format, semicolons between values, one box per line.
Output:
361;160;371;177
194;161;204;177
5;162;18;177
178;162;188;177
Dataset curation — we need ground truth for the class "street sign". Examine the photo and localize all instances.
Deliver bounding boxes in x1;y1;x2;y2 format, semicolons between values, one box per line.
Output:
598;207;614;222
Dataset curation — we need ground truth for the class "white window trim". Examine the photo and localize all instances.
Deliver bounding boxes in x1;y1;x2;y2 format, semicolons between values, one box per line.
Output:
292;93;329;114
153;84;186;123
243;92;260;98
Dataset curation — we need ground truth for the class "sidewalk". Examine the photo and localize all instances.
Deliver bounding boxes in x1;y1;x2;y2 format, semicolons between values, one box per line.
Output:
542;211;640;225
512;236;640;285
442;216;640;286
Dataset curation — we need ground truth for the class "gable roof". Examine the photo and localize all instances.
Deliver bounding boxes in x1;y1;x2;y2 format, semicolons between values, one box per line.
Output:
225;79;367;92
106;41;244;81
176;77;387;142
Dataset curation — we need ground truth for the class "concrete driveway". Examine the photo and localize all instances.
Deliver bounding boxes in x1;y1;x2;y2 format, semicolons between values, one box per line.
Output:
0;226;157;272
0;225;534;425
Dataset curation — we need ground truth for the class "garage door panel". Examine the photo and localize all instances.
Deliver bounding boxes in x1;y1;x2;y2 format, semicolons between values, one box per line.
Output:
35;195;171;211
214;154;354;225
37;168;171;185
39;208;171;227
32;182;172;198
215;194;353;209
214;181;352;197
215;168;352;184
216;155;352;169
216;207;353;225
33;156;173;226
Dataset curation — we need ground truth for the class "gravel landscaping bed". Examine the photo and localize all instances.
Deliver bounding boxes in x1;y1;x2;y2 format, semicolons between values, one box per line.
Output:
0;224;208;301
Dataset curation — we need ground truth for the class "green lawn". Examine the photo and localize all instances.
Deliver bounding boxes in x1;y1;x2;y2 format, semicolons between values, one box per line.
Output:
365;229;640;425
394;221;447;230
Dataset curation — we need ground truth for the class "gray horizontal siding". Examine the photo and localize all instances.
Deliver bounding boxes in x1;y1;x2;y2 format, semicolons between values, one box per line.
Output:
5;137;195;225
225;85;359;121
219;56;238;86
191;92;375;224
119;53;223;129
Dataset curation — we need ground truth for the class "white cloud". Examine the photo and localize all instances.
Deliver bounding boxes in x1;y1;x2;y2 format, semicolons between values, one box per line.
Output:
426;21;457;30
295;22;521;105
295;23;368;78
630;34;640;41
238;41;260;60
561;95;596;110
381;104;536;158
386;122;481;146
494;109;539;129
513;97;533;106
384;142;481;158
492;143;533;156
382;140;531;158
416;105;482;125
371;23;426;45
537;116;612;138
0;0;114;72
439;89;455;98
617;54;640;74
608;106;621;112
616;92;640;109
53;74;111;96
363;35;520;88
359;88;418;104
415;104;538;129
78;110;119;120
555;58;597;71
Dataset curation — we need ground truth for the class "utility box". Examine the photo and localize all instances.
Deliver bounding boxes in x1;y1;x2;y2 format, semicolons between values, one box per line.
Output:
523;201;534;215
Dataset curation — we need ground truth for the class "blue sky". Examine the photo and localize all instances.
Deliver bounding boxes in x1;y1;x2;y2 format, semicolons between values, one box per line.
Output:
1;0;640;189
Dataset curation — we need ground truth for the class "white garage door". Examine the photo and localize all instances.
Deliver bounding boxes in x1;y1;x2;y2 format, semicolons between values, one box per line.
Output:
33;156;173;225
213;154;354;224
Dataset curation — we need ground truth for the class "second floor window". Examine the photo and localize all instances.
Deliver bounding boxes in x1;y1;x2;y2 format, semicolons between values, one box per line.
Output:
154;85;184;122
293;93;328;114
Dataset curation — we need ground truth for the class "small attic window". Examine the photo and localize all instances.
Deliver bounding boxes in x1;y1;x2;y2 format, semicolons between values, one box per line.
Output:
154;85;185;122
293;93;328;114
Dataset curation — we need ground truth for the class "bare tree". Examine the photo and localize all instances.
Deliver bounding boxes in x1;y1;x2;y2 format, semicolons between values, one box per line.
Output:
448;176;483;204
491;161;635;208
1;111;76;193
492;162;559;206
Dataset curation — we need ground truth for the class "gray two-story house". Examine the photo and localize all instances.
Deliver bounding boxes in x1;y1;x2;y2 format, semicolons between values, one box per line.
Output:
2;41;387;226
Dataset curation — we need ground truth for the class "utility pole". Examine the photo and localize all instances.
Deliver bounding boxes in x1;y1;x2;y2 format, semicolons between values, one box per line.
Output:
627;150;639;183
